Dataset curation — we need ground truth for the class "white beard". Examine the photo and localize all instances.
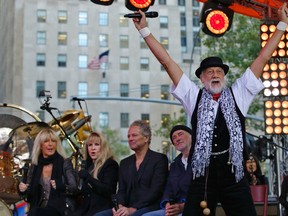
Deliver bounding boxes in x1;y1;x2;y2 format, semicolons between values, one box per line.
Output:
205;78;226;94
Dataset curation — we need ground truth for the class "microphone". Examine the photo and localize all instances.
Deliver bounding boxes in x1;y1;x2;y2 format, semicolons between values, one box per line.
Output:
22;162;30;184
124;11;158;18
111;194;119;211
78;160;86;190
72;97;85;101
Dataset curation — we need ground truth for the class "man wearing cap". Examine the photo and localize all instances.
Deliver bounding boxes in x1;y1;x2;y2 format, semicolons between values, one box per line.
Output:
143;125;192;216
132;3;288;215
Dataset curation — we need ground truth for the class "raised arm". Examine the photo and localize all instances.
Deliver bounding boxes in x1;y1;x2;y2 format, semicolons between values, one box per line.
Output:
250;3;288;79
132;10;184;86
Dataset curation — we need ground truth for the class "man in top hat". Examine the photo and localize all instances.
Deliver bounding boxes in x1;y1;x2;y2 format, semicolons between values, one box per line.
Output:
131;3;288;215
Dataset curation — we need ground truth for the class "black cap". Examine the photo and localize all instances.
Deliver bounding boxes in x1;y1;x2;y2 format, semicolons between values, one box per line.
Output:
170;125;192;143
195;56;229;78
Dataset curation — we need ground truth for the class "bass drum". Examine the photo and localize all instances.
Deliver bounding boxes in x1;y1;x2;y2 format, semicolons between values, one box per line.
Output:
0;199;12;216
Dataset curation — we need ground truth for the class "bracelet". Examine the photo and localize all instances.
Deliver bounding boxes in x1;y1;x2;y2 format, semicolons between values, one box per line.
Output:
276;21;287;31
139;27;151;38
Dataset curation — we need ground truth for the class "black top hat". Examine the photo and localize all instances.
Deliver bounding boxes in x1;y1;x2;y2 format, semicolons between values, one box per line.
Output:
195;57;229;78
170;125;192;143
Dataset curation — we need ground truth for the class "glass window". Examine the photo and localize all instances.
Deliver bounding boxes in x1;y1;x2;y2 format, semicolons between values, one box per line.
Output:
78;55;88;68
193;31;201;47
159;0;166;5
37;31;46;44
120;35;129;48
36;53;45;66
161;85;170;100
99;82;109;97
140;58;149;70
99;34;108;47
193;0;200;7
120;83;129;97
36;110;45;121
119;15;129;27
58;81;66;98
79;11;88;25
58;32;67;45
120;113;129;128
58;10;67;24
37;9;46;23
161;114;170;128
178;0;185;6
36;81;45;97
141;113;150;124
181;31;187;52
99;112;109;128
79;33;88;46
159;16;168;29
141;84;149;98
58;54;67;67
140;38;148;49
180;12;186;26
78;82;88;96
193;10;200;27
120;57;129;70
99;12;108;26
160;37;169;50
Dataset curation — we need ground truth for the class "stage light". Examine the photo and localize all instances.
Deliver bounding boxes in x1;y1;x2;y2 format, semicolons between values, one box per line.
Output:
90;0;114;6
262;62;288;97
200;0;234;37
264;99;288;135
125;0;155;12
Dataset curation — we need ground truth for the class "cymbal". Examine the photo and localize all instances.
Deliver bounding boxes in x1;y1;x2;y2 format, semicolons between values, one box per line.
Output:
10;122;51;139
49;110;80;131
65;115;92;135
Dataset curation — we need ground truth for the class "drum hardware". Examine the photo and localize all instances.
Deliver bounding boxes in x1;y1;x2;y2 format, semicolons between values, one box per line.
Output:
65;115;92;136
49;110;80;132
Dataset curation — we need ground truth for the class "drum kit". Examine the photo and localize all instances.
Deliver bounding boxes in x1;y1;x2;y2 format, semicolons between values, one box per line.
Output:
0;103;92;215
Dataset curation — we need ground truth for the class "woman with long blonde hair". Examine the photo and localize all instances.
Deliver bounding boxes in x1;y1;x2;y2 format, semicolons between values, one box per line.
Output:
73;131;119;216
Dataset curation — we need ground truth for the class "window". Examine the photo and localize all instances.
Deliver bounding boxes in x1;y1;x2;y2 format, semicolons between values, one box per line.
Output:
178;0;185;6
181;31;187;52
58;32;67;45
119;15;129;27
58;10;67;24
180;12;186;27
99;12;108;26
193;0;200;7
121;113;129;128
140;58;149;70
79;33;88;46
140;38;148;49
78;82;88;96
79;11;88;25
78;55;88;68
120;35;129;48
160;37;169;50
193;31;201;47
58;81;66;98
161;85;170;100
99;82;108;97
193;10;200;27
37;10;46;23
159;0;166;5
141;113;150;123
159;16;168;29
36;53;45;66
37;31;46;44
99;112;109;128
36;110;45;121
120;83;129;97
99;34;108;47
36;81;45;97
141;84;149;98
58;54;67;67
120;57;129;70
161;114;170;128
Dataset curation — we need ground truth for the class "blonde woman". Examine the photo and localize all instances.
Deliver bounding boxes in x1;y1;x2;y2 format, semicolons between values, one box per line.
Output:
18;128;77;216
73;131;119;216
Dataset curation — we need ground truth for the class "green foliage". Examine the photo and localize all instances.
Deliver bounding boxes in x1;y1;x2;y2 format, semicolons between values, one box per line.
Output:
101;127;130;162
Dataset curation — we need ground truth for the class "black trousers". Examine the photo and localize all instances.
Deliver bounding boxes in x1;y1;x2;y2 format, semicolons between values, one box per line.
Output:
183;156;256;216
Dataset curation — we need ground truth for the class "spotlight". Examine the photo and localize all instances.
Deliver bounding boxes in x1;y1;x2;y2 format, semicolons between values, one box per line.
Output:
90;0;114;6
125;0;155;12
200;0;234;37
264;100;288;135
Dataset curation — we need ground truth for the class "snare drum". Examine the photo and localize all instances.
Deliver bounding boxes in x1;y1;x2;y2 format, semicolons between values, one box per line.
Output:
0;199;12;216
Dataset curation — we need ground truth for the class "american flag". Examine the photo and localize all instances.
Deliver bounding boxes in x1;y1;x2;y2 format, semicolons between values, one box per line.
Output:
88;50;109;70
